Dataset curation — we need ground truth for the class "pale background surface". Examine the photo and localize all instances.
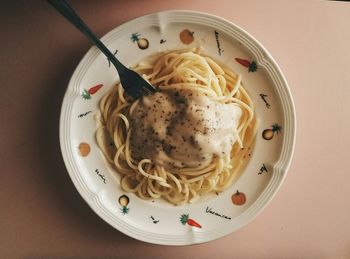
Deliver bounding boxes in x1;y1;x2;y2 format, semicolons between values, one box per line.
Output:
1;0;349;258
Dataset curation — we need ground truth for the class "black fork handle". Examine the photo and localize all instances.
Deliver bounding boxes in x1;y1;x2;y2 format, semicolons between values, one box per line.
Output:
47;0;125;71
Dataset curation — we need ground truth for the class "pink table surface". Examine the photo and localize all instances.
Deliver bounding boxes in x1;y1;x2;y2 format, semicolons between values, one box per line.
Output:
1;0;349;258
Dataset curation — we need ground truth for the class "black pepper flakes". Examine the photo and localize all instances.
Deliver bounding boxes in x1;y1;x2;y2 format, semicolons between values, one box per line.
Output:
189;135;196;145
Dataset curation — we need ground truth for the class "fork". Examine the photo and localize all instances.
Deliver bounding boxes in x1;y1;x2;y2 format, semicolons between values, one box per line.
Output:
48;0;156;99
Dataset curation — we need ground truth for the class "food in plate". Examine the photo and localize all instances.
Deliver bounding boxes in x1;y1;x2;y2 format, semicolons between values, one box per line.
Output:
96;48;256;205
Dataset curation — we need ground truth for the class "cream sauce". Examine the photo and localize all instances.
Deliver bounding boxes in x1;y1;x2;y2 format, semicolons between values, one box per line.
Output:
130;89;242;169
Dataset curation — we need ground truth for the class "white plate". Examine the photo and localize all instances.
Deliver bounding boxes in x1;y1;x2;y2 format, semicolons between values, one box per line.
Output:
59;10;296;245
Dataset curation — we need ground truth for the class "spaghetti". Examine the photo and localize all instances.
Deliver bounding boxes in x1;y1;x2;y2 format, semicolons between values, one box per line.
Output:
96;49;256;205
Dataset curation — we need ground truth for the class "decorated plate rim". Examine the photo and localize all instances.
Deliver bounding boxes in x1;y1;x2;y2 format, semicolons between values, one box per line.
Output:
59;10;296;245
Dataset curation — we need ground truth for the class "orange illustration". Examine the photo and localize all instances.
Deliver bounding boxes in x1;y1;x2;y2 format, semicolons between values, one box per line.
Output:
180;29;194;44
231;190;246;205
79;142;90;157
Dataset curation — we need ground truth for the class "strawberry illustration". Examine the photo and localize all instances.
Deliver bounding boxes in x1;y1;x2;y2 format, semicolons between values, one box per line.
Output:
235;58;257;72
82;84;103;100
180;214;202;228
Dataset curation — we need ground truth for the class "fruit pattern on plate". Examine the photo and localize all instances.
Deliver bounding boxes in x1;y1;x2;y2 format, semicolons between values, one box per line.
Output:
75;27;283;228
